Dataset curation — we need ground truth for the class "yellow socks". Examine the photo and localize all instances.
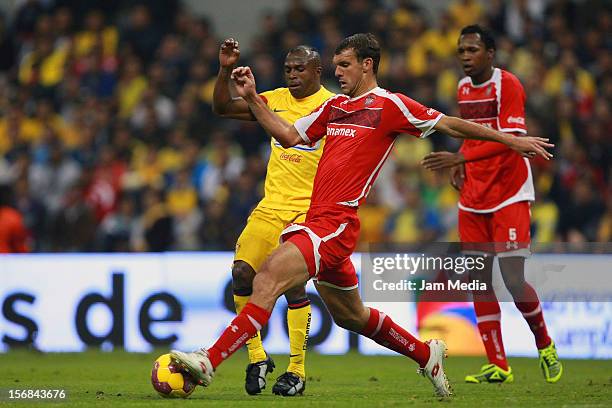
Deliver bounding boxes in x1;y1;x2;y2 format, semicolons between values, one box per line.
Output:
233;294;267;363
234;293;312;377
286;298;311;379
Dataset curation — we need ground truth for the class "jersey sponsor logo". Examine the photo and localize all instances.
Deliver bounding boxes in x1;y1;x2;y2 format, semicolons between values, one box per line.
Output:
462;87;470;95
327;126;356;137
279;152;302;163
507;116;525;125
365;95;376;106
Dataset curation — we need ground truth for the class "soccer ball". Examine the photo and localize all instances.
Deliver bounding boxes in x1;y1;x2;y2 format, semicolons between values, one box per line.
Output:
151;354;197;398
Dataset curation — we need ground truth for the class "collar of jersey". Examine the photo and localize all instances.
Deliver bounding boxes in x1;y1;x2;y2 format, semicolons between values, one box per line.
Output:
345;86;383;102
467;67;500;88
293;85;330;102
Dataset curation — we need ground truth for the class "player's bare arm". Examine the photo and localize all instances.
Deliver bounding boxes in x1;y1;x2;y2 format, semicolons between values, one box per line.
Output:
433;116;554;160
422;151;466;171
232;66;302;148
212;38;255;120
422;131;525;171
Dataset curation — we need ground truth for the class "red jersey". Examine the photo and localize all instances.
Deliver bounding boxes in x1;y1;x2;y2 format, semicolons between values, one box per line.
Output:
294;87;443;208
457;68;534;212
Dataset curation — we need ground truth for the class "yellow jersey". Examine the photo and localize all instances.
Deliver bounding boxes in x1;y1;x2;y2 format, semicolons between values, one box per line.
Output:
257;86;334;211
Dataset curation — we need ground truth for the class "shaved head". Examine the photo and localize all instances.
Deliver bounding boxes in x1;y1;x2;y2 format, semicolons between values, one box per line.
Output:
287;45;321;67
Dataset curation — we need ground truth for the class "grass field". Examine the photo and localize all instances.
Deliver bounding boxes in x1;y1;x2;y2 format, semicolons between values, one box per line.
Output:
1;350;610;407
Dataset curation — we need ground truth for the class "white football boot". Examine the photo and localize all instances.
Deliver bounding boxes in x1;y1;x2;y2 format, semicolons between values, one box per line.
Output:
170;348;215;387
418;339;452;397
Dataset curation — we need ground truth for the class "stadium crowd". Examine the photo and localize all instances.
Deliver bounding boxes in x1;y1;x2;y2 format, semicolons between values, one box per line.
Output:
0;0;609;252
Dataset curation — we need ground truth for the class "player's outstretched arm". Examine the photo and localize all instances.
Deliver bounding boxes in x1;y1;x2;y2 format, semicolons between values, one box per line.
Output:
433;116;554;160
231;66;302;148
422;151;465;171
422;142;510;170
212;38;255;121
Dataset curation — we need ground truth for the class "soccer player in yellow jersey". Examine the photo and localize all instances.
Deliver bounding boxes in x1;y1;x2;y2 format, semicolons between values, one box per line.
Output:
212;38;333;396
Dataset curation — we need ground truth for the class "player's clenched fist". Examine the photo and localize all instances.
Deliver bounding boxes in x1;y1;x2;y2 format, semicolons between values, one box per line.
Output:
231;66;257;99
219;38;240;68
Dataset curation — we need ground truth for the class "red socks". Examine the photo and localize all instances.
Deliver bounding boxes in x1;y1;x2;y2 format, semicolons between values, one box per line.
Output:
207;302;271;369
474;300;509;370
360;307;430;367
515;283;551;349
474;281;551;369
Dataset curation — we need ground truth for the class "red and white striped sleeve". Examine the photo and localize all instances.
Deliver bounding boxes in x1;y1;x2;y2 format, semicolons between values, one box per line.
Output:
293;95;340;144
385;93;444;138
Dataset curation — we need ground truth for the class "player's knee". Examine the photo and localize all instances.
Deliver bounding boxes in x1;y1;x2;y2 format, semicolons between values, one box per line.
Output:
284;285;307;303
500;259;526;295
505;279;526;299
232;261;256;294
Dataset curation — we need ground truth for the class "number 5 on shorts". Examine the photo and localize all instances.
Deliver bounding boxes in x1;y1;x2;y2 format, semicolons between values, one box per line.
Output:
509;228;517;241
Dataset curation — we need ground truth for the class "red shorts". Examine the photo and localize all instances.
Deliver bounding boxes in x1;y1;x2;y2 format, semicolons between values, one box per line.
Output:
459;201;531;257
281;205;360;290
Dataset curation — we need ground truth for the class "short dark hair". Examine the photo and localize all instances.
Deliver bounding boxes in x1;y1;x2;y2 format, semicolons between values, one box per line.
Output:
287;45;321;67
460;25;496;50
335;33;381;74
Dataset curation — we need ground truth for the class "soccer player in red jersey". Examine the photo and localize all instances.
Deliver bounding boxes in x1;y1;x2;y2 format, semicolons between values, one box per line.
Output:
170;33;553;397
422;25;563;384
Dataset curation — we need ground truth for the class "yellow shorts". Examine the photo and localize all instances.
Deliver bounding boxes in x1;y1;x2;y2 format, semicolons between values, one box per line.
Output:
234;205;307;272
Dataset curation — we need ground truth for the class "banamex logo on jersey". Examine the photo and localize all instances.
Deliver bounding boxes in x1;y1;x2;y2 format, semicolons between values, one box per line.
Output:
327;126;357;137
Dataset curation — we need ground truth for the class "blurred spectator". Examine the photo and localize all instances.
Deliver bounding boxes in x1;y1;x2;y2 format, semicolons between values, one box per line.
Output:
29;141;80;217
116;56;147;118
19;36;69;91
285;0;316;35
0;0;608;252
98;194;137;251
0;183;30;253
558;179;605;241
48;179;97;251
13;0;46;41
132;187;174;252
13;175;45;250
0;14;17;72
121;4;163;62
73;10;118;61
200;130;244;202
198;197;235;250
448;0;484;29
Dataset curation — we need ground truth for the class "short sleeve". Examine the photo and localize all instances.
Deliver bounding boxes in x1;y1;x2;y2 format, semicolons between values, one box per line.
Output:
498;73;527;134
258;90;274;107
385;93;444;138
293;96;338;144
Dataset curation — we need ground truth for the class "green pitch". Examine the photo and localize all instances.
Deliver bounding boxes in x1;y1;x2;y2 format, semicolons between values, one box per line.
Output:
1;350;610;407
